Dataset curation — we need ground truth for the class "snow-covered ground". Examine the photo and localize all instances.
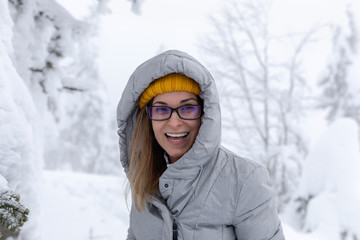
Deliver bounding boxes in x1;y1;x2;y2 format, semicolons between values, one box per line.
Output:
39;171;129;240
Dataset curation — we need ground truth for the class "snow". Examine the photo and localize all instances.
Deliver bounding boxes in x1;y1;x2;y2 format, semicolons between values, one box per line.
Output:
348;50;360;94
282;223;322;240
283;118;360;239
0;1;13;54
39;170;129;240
1;0;112;238
301;119;359;194
0;3;42;238
0;175;8;192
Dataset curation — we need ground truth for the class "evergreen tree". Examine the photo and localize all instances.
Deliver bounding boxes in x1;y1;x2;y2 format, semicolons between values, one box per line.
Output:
8;0;119;174
318;9;360;126
283;118;360;240
0;190;29;238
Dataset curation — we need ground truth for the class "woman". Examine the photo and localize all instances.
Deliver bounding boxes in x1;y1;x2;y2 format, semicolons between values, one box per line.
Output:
117;50;285;240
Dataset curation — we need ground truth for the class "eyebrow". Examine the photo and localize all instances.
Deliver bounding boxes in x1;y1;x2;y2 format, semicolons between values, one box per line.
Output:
153;98;198;105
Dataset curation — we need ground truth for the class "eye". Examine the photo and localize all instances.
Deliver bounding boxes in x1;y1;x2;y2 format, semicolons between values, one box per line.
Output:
179;105;200;115
153;106;170;115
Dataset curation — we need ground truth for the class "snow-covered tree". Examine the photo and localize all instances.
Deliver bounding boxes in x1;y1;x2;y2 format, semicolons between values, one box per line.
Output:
1;0;125;238
129;0;146;14
6;0;122;175
318;8;360;128
1;2;42;238
200;0;313;210
0;189;29;238
283;118;360;240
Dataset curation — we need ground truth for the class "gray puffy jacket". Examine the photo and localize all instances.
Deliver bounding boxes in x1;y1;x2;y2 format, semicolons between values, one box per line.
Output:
117;50;285;240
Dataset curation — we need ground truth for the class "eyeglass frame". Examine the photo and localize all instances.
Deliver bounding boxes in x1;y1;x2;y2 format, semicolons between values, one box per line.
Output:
146;104;203;121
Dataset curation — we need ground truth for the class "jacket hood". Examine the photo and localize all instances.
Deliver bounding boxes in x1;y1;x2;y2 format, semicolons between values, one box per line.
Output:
117;50;221;177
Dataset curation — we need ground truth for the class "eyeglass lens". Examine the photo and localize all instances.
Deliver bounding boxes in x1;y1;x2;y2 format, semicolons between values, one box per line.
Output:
148;105;202;120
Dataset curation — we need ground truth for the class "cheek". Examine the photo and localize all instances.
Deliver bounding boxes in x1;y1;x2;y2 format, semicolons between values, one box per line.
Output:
151;122;162;141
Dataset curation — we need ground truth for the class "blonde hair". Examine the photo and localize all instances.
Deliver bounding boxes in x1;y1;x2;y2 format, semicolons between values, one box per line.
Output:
128;106;166;211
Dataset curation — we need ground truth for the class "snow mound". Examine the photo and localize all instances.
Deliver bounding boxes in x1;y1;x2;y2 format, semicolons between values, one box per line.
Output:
285;118;360;239
39;170;129;240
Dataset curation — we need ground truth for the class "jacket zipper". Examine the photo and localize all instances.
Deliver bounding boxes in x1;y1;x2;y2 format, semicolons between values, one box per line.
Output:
172;212;178;240
156;196;178;240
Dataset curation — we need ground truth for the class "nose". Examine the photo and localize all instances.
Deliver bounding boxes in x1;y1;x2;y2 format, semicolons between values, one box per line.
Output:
167;110;182;128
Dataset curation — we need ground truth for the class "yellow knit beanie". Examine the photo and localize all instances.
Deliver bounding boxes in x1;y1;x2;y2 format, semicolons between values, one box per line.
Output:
139;73;201;109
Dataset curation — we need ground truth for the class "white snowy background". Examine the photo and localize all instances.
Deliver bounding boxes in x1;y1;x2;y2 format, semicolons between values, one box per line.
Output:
1;0;360;239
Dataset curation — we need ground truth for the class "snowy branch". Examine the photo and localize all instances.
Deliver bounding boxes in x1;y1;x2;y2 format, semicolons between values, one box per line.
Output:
0;190;29;236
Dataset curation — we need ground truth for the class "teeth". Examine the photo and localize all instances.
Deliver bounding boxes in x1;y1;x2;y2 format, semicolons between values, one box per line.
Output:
166;133;188;137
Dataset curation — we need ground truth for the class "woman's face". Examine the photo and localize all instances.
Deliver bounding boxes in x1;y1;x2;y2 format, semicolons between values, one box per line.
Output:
151;91;202;163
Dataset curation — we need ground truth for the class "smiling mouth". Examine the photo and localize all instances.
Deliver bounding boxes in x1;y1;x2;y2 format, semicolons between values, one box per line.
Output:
166;133;189;137
165;132;189;142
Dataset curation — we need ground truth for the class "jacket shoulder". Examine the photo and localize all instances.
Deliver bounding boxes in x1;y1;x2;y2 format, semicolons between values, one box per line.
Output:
218;146;267;183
